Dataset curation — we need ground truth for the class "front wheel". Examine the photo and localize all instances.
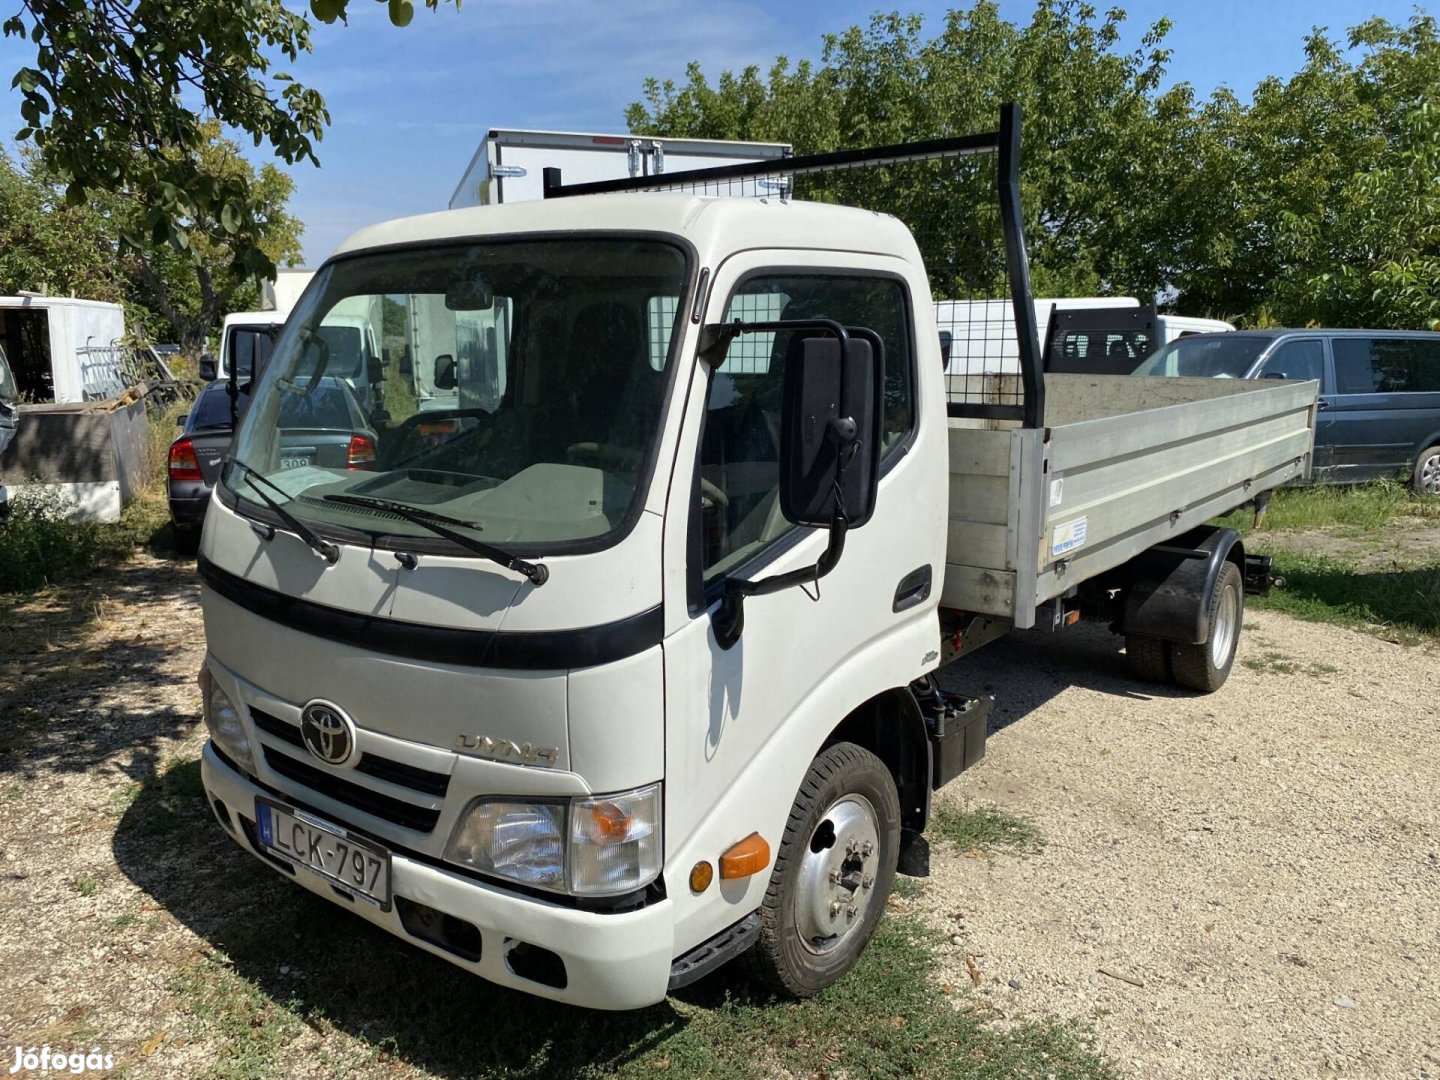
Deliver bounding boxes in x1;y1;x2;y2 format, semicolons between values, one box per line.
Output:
747;742;900;997
1169;561;1244;692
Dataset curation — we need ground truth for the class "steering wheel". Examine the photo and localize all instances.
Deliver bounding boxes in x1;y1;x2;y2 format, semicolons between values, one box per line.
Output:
566;442;729;509
384;407;493;469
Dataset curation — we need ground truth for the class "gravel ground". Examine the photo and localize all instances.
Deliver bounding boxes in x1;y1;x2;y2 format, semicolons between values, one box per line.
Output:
933;613;1440;1080
1;555;1437;1078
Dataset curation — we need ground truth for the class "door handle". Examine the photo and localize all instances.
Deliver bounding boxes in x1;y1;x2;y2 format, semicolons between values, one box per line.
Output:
1316;399;1330;410
893;565;933;612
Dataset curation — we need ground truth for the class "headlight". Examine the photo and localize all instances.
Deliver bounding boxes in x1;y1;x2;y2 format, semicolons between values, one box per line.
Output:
445;783;662;897
444;800;567;890
200;667;255;774
569;783;662;896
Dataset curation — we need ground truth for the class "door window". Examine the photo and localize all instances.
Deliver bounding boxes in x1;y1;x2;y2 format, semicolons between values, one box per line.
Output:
1258;339;1324;384
697;273;914;580
1332;337;1440;394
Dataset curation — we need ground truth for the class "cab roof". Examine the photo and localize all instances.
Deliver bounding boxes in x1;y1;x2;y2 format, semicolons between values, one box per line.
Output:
332;193;923;267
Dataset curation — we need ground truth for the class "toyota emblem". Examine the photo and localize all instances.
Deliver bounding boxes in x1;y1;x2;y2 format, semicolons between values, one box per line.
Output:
300;701;358;767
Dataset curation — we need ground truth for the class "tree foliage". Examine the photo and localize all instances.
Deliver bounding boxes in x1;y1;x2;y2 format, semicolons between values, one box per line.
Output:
4;0;443;281
0;129;303;355
628;3;1440;329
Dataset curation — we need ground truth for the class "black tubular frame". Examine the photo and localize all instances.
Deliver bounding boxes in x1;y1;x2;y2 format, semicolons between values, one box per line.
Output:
542;103;1046;429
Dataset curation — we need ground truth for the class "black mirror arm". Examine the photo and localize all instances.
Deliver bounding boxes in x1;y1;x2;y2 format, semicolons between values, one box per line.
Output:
712;512;849;650
699;317;850;369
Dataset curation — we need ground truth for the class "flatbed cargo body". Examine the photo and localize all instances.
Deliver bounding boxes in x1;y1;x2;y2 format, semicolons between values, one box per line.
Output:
942;374;1317;625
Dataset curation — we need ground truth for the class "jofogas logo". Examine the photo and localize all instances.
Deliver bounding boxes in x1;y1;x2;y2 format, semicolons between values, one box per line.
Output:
9;1047;114;1074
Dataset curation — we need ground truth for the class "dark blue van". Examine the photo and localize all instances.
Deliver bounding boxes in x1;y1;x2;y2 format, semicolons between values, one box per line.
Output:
1134;329;1440;494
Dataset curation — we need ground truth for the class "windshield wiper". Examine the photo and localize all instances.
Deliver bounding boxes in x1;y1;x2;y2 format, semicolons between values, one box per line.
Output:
229;460;339;564
323;493;548;586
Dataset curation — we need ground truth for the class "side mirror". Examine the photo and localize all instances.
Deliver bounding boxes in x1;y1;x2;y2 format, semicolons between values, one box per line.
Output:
434;354;457;391
779;331;882;529
708;319;884;650
175;415;187;428
399;352;413;377
938;330;953;372
199;354;217;381
366;354;385;386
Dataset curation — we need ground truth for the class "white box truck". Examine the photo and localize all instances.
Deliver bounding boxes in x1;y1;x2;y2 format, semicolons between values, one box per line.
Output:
936;296;1232;379
195;107;1314;1010
449;129;792;209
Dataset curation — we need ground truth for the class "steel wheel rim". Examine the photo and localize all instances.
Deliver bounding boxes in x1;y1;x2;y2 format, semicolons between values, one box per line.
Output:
794;794;880;956
1211;583;1239;667
1422;454;1440;495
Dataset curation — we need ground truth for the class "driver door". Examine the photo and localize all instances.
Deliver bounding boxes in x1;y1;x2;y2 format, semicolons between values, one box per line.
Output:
659;249;944;954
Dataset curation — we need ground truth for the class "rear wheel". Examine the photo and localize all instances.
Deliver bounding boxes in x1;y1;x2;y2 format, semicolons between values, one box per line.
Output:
747;742;900;997
1125;633;1170;683
1169;561;1244;692
1414;445;1440;496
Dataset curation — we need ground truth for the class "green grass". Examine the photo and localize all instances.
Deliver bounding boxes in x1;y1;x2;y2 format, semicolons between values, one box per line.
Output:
1242;649;1340;677
930;804;1046;857
1245;551;1440;644
133;761;1108;1080
176;909;1111;1080
1213;481;1440;536
0;393;191;594
175;952;308;1080
73;873;99;897
0;488;171;592
1207;485;1440;645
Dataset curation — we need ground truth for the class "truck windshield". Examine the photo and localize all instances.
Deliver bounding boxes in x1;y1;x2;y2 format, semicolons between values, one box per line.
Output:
1133;336;1268;379
226;237;689;551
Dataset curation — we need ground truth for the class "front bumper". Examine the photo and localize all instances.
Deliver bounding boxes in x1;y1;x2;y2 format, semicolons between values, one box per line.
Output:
200;741;675;1010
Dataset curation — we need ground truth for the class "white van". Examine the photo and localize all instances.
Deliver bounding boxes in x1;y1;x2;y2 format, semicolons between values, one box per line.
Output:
208;311;287;382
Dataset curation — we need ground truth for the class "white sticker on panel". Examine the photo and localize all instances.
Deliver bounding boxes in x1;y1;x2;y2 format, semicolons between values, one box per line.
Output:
1049;477;1064;507
1051;516;1088;558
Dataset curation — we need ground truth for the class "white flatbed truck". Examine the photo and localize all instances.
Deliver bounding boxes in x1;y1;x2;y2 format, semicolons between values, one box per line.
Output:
195;106;1316;1009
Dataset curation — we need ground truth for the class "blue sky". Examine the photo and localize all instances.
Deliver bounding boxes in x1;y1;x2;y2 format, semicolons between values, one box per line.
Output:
0;1;1429;263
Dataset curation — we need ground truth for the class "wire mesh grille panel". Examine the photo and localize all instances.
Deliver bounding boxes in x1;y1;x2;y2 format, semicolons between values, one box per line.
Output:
543;111;1042;425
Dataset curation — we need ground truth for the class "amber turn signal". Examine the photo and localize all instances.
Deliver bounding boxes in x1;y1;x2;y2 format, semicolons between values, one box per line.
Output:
719;832;771;880
689;860;714;893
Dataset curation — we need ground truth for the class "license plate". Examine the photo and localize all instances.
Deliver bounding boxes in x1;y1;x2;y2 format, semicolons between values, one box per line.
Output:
255;797;391;908
279;455;312;471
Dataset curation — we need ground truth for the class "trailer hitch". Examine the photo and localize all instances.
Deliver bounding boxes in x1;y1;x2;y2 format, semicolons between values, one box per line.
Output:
1243;553;1285;595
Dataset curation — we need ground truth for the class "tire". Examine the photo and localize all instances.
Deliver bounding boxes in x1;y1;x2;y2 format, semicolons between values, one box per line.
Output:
747;742;900;997
1169;561;1244;693
1414;445;1440;497
1125;633;1170;683
1126;633;1170;682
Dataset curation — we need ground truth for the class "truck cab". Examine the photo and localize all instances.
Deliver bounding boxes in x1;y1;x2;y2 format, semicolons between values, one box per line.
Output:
197;193;949;1008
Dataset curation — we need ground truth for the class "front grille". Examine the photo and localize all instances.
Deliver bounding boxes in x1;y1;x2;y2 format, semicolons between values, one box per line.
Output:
251;707;304;747
250;707;451;798
262;747;442;833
